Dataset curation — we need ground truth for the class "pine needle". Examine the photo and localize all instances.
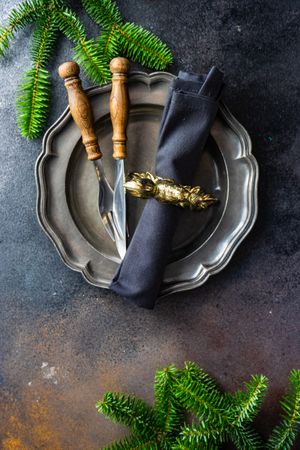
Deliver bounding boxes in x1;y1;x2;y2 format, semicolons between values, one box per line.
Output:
232;375;268;425
118;22;173;70
16;13;58;138
174;363;232;426
230;425;264;450
176;421;226;448
96;392;158;439
96;26;120;62
17;67;51;139
30;14;58;67
0;26;11;56
174;363;265;449
73;39;111;84
102;435;160;450
154;365;183;435
0;0;45;56
82;0;123;30
95;364;300;449
54;7;111;84
267;369;300;450
84;0;173;71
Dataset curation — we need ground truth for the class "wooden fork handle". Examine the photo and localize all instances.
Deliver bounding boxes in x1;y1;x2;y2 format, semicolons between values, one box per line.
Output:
58;61;102;161
109;57;130;160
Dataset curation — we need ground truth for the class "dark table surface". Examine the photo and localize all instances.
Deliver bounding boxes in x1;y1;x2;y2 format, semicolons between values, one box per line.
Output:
0;0;299;448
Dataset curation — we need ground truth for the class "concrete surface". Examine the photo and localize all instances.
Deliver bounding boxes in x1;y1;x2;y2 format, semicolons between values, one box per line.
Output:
0;0;299;448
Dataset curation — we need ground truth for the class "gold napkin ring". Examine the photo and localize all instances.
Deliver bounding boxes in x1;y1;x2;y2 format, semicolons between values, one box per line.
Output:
124;172;217;210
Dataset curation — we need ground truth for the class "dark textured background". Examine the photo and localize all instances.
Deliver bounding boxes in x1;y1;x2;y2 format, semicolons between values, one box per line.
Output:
0;0;299;448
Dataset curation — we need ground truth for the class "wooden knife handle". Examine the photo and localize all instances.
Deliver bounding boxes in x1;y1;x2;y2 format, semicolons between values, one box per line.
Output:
109;57;130;160
58;61;102;161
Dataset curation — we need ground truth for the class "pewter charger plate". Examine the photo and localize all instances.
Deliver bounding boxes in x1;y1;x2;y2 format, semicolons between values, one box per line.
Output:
36;72;258;298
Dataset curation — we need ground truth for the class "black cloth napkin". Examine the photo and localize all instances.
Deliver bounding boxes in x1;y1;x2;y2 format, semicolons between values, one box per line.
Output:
110;67;224;309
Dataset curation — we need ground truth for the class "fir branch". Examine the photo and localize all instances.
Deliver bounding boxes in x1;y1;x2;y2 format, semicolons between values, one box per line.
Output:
73;39;111;84
16;13;57;138
174;363;264;449
82;0;173;70
53;7;86;42
54;7;111;84
174;443;219;450
174;444;219;450
30;14;58;67
175;379;231;428
96;25;120;62
174;364;232;426
230;426;264;450
102;434;160;450
267;369;300;450
117;22;173;70
96;392;159;439
176;421;226;448
96;364;300;450
0;0;46;56
82;0;123;30
232;375;268;426
0;25;12;56
17;67;51;139
181;362;222;396
154;365;183;436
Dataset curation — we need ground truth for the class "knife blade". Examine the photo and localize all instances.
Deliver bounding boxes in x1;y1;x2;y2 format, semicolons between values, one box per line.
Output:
109;57;130;258
58;61;117;245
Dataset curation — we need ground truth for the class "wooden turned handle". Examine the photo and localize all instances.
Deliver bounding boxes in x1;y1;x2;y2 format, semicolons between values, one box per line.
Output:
109;57;130;160
58;61;102;161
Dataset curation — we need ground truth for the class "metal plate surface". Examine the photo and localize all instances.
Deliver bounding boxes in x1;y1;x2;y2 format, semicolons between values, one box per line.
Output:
36;72;258;298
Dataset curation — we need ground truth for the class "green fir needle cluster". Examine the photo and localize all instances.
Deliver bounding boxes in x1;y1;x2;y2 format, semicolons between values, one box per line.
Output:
0;0;173;139
96;362;300;449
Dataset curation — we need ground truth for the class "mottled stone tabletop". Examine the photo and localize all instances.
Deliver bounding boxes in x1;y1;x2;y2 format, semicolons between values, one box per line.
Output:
0;0;299;448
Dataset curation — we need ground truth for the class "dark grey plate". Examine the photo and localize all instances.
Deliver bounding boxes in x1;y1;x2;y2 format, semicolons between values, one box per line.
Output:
36;72;258;298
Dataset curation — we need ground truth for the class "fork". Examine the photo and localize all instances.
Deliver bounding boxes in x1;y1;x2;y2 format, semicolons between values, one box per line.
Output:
58;61;117;242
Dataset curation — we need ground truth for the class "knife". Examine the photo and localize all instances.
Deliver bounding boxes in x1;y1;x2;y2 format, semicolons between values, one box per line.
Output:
109;57;130;259
58;61;118;244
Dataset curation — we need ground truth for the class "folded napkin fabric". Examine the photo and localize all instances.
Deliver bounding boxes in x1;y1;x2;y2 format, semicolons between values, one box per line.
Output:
110;67;224;309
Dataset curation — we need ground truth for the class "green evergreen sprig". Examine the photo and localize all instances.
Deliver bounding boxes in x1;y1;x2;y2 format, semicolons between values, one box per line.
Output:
0;0;44;56
0;0;173;139
83;0;173;70
96;365;184;449
96;362;300;450
82;0;123;29
16;12;58;138
174;362;265;449
266;369;300;449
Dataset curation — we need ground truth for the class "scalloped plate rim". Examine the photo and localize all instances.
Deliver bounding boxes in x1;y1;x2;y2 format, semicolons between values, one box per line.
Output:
35;71;258;297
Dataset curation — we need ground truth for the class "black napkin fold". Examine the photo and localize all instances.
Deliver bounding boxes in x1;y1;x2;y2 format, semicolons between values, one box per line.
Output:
110;67;224;309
